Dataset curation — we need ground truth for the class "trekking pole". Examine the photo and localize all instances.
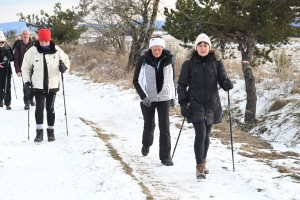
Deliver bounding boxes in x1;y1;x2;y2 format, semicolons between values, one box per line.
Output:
171;117;186;160
28;101;30;140
61;71;69;136
3;65;8;101
227;91;235;171
11;70;17;99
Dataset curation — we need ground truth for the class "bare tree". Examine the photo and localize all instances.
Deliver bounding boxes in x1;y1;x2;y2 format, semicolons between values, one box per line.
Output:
79;0;160;71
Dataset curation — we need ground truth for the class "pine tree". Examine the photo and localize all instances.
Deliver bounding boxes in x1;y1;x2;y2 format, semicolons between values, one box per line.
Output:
164;0;300;123
17;3;87;46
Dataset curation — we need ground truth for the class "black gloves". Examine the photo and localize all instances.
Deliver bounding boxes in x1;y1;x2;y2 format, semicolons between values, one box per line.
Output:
170;99;175;108
222;78;233;91
1;61;8;68
181;103;191;118
24;82;32;92
142;97;152;107
59;60;68;73
24;82;31;99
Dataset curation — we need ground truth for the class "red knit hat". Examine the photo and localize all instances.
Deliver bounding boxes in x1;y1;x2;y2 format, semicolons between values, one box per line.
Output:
38;28;51;41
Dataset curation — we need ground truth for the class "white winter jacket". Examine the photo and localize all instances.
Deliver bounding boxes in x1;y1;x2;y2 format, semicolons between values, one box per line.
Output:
22;42;70;92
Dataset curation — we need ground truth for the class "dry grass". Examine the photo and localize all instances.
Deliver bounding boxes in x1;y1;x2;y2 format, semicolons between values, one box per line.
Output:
69;45;133;89
223;59;243;78
269;98;296;112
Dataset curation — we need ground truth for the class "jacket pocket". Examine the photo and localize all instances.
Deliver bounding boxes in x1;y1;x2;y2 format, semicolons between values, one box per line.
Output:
208;92;221;110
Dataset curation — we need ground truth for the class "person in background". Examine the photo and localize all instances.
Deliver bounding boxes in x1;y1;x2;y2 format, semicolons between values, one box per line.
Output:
133;36;176;166
14;29;35;110
12;34;22;52
22;28;70;143
177;33;233;179
0;31;14;110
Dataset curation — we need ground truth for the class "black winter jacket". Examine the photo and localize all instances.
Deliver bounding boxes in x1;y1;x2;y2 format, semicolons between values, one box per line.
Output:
177;49;231;124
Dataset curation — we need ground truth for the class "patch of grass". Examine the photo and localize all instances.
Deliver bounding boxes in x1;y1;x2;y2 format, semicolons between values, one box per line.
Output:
269;99;295;112
277;166;292;173
281;151;300;158
239;145;285;160
213;122;272;149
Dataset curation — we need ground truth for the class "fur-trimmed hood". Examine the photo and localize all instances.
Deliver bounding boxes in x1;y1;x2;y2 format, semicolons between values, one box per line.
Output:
185;48;222;62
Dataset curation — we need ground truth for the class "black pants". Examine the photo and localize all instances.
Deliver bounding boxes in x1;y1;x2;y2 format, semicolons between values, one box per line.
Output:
23;84;34;104
0;69;11;106
192;122;212;164
35;92;56;126
141;100;171;160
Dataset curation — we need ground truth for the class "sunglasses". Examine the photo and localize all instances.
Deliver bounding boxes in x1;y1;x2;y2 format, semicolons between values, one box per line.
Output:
0;42;5;44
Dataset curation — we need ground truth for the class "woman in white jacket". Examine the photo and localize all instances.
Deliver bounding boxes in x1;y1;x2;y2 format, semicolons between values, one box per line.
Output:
22;28;70;143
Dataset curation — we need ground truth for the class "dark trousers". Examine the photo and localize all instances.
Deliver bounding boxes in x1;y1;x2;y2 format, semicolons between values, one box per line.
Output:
141;100;171;160
23;84;34;104
0;69;11;106
192;122;212;164
35;92;56;126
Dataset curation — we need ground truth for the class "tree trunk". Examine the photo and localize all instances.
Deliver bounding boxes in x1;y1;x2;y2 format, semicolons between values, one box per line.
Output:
126;0;160;72
240;36;257;123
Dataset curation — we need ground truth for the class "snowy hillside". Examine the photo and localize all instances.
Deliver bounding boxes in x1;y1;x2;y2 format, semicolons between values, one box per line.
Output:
0;62;299;199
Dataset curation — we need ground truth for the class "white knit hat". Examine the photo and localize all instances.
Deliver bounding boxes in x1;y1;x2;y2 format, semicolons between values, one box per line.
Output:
149;37;165;49
0;31;6;41
194;33;211;50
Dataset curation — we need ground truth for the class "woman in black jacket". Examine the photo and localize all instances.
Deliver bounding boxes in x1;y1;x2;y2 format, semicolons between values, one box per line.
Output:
177;33;233;179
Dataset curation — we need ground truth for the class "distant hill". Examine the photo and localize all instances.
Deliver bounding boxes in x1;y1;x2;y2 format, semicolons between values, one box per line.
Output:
0;21;35;34
0;20;165;33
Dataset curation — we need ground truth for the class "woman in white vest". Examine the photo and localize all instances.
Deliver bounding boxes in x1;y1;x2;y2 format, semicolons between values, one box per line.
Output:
22;28;70;143
133;36;176;166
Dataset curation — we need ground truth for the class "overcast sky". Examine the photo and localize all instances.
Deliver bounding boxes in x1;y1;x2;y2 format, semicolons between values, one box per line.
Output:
0;0;175;24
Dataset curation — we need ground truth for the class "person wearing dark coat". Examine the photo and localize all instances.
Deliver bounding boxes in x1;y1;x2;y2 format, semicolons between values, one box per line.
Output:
0;31;14;110
14;29;35;110
133;36;176;166
177;33;233;179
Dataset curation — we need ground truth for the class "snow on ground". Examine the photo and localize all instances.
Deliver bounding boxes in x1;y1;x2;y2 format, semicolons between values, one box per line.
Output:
0;70;299;200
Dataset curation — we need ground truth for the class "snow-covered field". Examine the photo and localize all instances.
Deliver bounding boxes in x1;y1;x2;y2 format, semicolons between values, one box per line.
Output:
0;68;299;199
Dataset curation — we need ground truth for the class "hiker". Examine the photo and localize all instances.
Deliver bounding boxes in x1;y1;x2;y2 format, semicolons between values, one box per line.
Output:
133;36;176;166
177;33;233;179
12;34;22;52
13;29;35;110
0;31;14;110
21;28;70;143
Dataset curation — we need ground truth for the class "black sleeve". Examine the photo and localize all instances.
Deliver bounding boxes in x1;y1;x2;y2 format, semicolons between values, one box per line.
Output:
216;60;230;89
133;55;147;100
177;61;190;105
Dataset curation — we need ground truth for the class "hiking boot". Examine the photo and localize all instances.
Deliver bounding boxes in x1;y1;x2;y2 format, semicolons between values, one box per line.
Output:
196;164;206;179
141;146;150;156
0;101;3;107
161;159;174;166
47;129;55;142
24;104;30;110
204;160;209;174
30;100;36;106
34;129;43;143
6;105;11;110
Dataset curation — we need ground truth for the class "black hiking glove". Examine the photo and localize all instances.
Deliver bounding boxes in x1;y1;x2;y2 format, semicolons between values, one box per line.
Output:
181;103;191;118
24;82;32;92
142;97;152;107
222;78;233;91
170;99;175;108
24;82;32;99
59;60;68;73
